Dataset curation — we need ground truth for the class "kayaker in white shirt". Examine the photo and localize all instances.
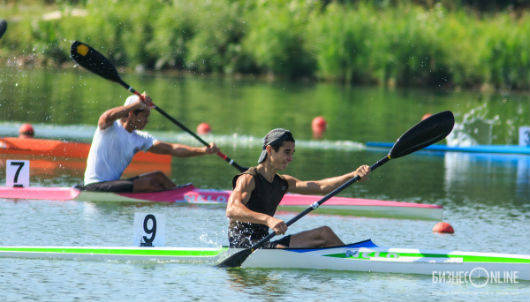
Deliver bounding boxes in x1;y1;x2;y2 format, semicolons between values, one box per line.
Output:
83;93;219;193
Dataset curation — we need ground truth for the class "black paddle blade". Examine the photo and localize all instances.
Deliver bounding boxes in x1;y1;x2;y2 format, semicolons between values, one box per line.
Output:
70;41;125;86
217;248;253;268
0;19;7;39
389;111;454;159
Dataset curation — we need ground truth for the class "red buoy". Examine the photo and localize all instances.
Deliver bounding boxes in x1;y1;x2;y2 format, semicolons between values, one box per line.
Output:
19;123;35;138
312;116;327;139
432;222;454;234
197;122;211;135
421;113;432;121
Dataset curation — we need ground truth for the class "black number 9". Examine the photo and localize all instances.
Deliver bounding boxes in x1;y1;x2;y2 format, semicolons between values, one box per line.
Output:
141;214;157;246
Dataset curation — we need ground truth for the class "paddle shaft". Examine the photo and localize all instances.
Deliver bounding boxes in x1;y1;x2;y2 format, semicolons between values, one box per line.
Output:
248;156;390;251
116;80;247;173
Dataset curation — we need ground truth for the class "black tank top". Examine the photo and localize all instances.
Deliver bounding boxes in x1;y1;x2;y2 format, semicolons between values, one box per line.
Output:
228;167;289;248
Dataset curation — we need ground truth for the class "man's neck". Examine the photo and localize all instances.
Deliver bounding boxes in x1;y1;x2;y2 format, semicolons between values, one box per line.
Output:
256;163;277;182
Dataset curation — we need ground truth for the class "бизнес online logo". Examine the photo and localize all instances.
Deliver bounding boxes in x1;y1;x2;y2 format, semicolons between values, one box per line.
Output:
432;267;520;287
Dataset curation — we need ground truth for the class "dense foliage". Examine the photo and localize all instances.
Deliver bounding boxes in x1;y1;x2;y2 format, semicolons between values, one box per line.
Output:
1;0;530;90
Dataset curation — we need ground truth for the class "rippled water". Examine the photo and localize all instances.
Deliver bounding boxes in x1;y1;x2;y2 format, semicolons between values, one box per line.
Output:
1;69;529;301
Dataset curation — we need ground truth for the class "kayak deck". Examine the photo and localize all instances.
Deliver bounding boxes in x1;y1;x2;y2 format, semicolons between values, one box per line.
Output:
1;239;528;280
0;184;443;220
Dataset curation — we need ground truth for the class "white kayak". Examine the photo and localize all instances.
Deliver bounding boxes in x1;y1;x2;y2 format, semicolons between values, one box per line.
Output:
1;239;528;281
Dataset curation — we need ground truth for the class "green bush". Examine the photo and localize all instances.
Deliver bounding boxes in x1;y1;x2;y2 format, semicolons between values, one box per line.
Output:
148;2;196;70
242;2;317;78
370;5;452;87
185;0;249;74
481;15;530;89
2;0;530;90
435;10;486;88
308;3;376;83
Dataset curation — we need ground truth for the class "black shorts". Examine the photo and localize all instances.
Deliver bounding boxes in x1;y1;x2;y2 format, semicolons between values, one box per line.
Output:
82;176;140;193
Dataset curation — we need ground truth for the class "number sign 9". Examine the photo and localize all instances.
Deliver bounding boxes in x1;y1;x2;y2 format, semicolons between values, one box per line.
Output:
133;213;165;247
142;214;157;246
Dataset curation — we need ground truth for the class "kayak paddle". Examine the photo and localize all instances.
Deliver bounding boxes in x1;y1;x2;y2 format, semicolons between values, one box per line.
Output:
0;19;7;39
70;41;248;173
217;110;455;267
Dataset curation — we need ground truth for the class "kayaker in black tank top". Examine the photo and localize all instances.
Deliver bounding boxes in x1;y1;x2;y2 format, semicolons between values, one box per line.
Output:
228;167;289;248
226;128;371;249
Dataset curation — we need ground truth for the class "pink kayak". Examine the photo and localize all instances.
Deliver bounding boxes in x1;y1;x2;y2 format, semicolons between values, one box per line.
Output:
0;184;443;220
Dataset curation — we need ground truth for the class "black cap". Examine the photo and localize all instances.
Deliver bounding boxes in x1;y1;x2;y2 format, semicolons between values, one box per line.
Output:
258;128;294;164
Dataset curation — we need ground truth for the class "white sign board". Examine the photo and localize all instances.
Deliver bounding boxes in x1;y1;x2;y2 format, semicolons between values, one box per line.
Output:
133;213;165;247
519;126;530;146
6;160;30;188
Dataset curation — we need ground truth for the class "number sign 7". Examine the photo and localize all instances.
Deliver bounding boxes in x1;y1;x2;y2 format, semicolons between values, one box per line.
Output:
6;160;30;188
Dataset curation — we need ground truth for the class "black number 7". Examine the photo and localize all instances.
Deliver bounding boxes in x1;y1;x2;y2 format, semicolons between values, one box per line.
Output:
10;161;25;183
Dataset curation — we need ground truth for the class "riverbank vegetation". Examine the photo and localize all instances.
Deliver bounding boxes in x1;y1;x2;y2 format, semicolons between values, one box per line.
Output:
1;0;530;90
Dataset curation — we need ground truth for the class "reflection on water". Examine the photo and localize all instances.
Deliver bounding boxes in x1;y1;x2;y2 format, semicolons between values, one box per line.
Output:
444;152;530;205
226;268;290;298
2;68;530;144
516;156;530;200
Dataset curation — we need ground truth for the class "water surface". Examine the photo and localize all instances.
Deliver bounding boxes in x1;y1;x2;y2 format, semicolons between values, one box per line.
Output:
0;68;529;301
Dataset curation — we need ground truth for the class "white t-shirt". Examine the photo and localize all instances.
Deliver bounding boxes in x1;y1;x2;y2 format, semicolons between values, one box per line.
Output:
84;120;157;185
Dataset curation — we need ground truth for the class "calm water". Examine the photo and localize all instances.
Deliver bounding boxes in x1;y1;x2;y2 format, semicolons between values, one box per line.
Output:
0;68;529;301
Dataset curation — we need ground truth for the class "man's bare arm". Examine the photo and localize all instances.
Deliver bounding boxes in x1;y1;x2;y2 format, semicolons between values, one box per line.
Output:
98;100;146;130
148;141;219;157
284;165;370;195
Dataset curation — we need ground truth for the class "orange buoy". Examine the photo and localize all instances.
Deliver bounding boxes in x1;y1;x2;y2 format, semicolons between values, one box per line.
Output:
312;116;327;139
18;123;35;138
432;222;454;234
197;122;211;135
421;113;432;121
